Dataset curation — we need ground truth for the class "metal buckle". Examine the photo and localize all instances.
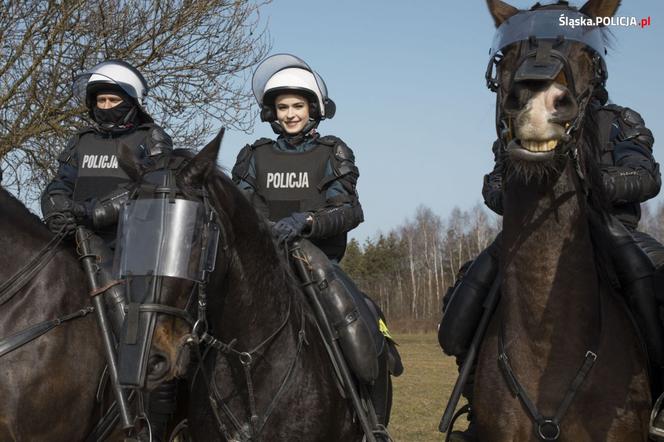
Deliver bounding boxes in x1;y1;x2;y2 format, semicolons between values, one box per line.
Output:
585;350;597;362
537;419;561;441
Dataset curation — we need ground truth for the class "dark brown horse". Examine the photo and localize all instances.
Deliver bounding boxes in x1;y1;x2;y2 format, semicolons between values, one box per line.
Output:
0;178;205;440
126;138;382;441
474;1;650;440
0;188;106;441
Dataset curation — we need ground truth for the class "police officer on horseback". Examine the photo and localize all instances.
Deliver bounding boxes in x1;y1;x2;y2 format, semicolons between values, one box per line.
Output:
232;54;401;440
41;60;176;441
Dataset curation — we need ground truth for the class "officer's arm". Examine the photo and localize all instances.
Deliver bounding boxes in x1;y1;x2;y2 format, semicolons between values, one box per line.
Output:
481;139;505;216
305;139;364;239
41;137;83;218
231;144;269;218
602;108;660;204
145;125;173;155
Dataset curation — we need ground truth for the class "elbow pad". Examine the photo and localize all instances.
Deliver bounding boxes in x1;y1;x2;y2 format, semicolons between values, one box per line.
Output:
307;204;364;239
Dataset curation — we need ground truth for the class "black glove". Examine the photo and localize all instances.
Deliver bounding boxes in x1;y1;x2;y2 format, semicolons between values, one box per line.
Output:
91;188;130;228
42;194;88;235
272;212;311;244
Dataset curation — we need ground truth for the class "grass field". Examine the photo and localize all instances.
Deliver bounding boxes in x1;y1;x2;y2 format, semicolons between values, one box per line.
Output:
389;333;468;442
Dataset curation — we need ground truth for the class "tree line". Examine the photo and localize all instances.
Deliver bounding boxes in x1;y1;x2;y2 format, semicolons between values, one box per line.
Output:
342;200;664;329
341;204;501;328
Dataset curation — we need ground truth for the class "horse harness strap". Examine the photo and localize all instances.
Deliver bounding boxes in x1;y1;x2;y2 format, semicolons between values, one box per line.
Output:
197;296;308;441
497;287;603;441
0;306;94;358
0;229;67;306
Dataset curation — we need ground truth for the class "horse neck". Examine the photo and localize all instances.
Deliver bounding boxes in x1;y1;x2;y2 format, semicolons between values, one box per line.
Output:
211;213;300;350
501;159;600;355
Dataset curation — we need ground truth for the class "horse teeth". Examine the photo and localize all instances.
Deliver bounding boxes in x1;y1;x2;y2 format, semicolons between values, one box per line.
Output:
522;139;558;152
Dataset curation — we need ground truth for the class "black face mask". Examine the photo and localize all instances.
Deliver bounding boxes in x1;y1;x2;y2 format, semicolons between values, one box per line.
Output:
93;100;136;127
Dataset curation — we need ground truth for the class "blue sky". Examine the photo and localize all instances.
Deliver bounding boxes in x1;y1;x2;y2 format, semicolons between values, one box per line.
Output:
218;0;664;242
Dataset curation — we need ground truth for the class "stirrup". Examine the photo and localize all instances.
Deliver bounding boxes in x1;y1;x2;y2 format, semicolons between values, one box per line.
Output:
650;392;664;440
361;425;392;442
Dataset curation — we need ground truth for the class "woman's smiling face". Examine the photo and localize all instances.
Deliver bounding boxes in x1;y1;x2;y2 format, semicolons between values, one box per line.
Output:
275;93;310;134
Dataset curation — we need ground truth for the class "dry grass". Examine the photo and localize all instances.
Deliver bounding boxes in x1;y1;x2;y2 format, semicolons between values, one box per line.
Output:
389;332;469;442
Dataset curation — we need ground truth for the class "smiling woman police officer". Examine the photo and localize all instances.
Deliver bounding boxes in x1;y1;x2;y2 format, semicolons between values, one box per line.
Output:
232;54;363;261
40;60;175;442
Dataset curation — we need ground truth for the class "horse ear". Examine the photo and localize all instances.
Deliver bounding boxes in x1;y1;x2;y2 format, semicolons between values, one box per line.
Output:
580;0;620;19
179;128;225;188
486;0;519;27
117;142;143;182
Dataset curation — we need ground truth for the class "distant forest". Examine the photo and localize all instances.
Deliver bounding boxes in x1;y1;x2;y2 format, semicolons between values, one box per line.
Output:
342;201;664;330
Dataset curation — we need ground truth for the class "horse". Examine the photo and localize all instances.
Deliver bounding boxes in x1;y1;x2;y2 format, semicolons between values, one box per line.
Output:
474;1;650;440
115;133;388;441
0;166;208;441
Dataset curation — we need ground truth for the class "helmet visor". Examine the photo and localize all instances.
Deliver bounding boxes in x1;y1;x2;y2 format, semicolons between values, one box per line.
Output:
489;10;606;60
252;53;329;105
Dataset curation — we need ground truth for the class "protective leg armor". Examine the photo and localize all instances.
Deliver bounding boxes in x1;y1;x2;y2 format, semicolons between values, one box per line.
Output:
604;217;664;382
297;240;380;384
86;233;127;338
438;235;501;357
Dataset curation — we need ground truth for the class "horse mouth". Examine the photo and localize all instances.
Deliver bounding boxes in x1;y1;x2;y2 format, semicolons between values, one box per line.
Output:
507;139;560;161
521;139;558;152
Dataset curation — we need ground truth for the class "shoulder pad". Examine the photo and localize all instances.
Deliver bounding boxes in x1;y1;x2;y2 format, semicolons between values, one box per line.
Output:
620;107;646;127
600;104;623;114
133;124;173;156
231;144;255;183
236;144;253;163
250;137;273;148
319;136;355;162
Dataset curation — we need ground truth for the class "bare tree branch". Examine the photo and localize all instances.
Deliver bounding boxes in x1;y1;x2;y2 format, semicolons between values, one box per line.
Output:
0;0;271;204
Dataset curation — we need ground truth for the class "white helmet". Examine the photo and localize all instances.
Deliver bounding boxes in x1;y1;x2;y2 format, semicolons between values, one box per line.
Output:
252;54;335;121
73;60;149;108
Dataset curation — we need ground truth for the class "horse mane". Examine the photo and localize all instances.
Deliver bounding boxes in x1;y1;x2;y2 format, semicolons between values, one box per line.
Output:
0;186;51;236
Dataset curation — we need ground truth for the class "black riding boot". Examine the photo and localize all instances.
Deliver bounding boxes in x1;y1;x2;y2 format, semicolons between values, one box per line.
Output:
370;350;391;425
87;232;127;338
142;380;178;442
602;218;664;437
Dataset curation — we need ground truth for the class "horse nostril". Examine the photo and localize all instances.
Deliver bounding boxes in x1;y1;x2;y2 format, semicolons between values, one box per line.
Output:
553;90;578;121
148;353;170;379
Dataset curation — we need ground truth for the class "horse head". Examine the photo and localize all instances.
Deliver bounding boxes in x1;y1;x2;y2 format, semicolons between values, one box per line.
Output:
486;0;615;183
114;130;224;391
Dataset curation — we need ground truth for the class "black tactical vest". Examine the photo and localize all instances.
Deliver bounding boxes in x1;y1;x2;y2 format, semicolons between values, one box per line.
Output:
72;128;151;202
253;140;347;260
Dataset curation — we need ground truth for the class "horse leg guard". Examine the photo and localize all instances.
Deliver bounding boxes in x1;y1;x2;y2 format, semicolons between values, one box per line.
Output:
297;240;379;384
606;218;664;391
144;380;177;442
86;234;127;338
438;234;501;356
